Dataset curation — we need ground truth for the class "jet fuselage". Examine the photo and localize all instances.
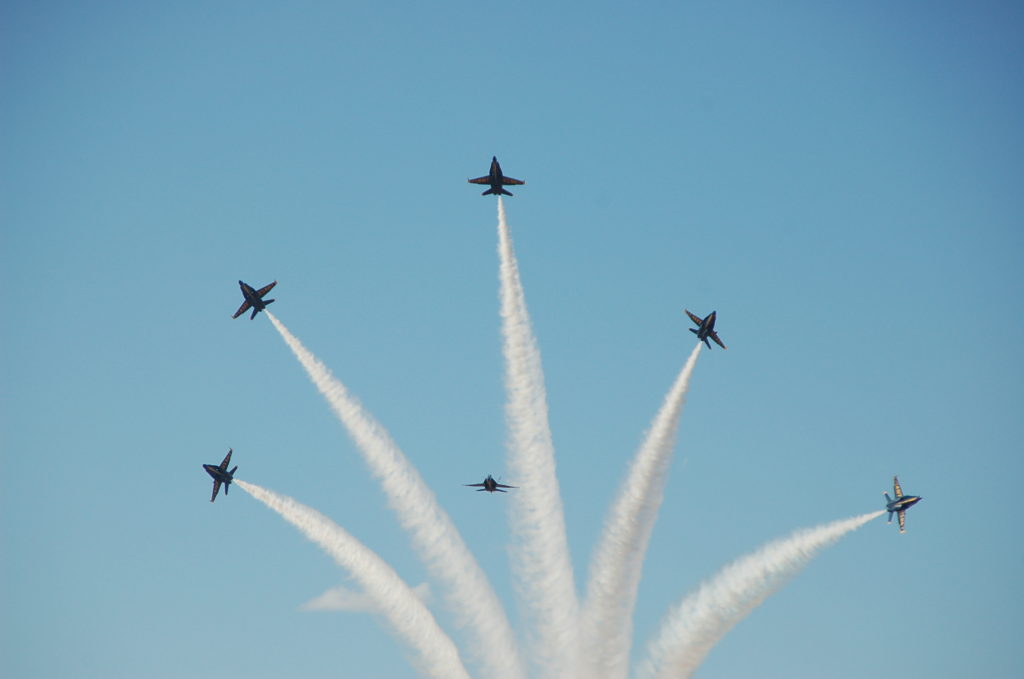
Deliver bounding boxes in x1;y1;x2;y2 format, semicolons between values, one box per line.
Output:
483;160;508;195
695;311;717;341
241;283;267;310
203;464;234;485
886;495;922;513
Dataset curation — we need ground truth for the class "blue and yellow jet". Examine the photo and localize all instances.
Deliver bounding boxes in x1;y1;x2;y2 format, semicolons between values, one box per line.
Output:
203;449;238;503
465;475;517;493
232;280;277;320
885;475;922;533
685;309;727;350
467;156;525;197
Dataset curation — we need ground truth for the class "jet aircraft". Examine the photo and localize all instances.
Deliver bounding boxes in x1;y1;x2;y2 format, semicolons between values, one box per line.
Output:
232;280;277;320
467;156;525;196
685;309;727;350
464;475;517;493
203;449;238;503
884;475;922;533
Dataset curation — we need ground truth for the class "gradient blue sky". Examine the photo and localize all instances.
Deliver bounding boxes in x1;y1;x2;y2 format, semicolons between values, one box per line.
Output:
3;3;1022;678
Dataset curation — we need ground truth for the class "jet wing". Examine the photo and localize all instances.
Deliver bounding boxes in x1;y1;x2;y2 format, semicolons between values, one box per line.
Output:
684;309;704;326
464;482;486;487
501;177;525;186
255;281;277;297
468;176;492;185
897;509;907;533
220;449;233;471
210;478;222;503
709;331;727;350
893;476;904;498
494;482;517;489
232;300;252;319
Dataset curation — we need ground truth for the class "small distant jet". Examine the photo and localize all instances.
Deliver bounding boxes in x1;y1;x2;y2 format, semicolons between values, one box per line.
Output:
203;449;238;502
467;156;525;196
465;475;517;493
232;280;277;320
884;475;922;533
685;309;727;350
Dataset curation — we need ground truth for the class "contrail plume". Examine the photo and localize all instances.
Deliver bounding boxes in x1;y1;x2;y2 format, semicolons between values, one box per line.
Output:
264;312;526;679
581;341;703;679
497;197;580;679
637;510;886;679
235;480;471;679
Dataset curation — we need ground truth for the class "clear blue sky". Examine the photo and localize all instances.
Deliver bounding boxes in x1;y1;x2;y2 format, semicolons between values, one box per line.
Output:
3;2;1022;678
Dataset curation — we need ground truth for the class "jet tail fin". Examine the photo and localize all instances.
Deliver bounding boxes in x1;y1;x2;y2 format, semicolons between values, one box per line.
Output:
482;188;496;196
230;465;238;475
689;328;698;336
499;188;513;196
264;299;275;306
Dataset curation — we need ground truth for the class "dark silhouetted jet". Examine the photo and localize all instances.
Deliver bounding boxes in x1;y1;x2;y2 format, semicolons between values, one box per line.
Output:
232;280;277;320
885;475;922;533
685;309;727;350
467;156;525;196
465;475;517;493
203;449;238;502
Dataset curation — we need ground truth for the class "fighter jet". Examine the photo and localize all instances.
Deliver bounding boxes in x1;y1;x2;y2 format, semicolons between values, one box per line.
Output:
203;449;238;503
467;156;525;196
464;475;517;493
685;309;727;350
232;280;277;320
885;475;922;533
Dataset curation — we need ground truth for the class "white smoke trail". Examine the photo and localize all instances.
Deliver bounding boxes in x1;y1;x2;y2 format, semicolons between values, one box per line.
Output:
235;480;471;679
264;312;526;679
581;342;703;679
497;197;580;679
637;510;886;679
